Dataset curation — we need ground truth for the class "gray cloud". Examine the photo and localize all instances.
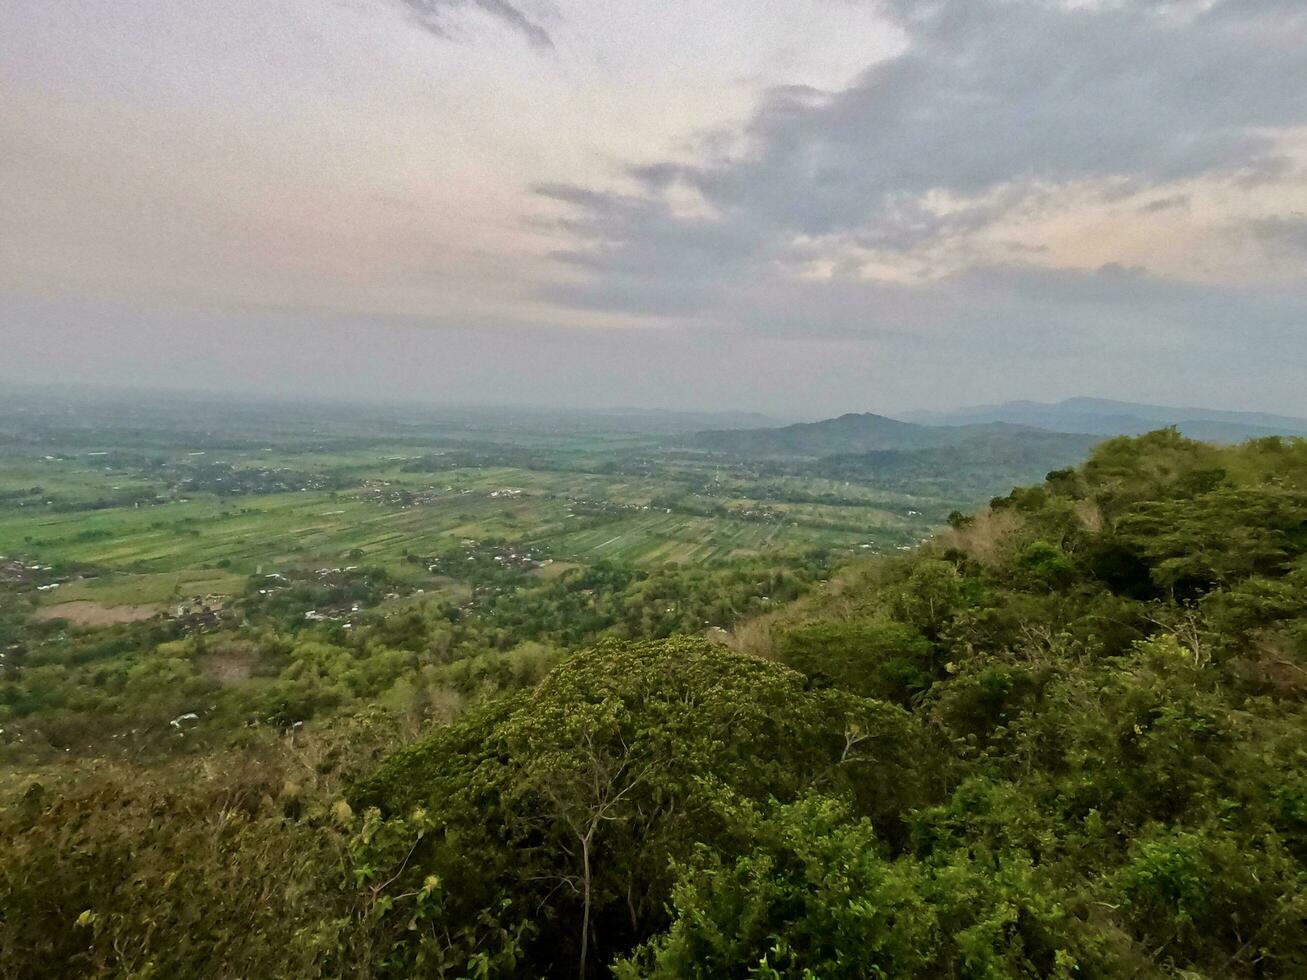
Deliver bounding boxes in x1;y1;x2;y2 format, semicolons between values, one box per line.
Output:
692;263;1307;359
537;0;1307;320
4;0;1306;417
1230;155;1299;188
1249;213;1307;254
9;269;1307;418
396;0;552;48
1139;194;1191;213
723;0;1306;223
535;182;763;317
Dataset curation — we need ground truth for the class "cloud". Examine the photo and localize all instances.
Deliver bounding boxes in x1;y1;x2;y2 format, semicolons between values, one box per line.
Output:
1230;155;1298;189
690;262;1307;358
535;0;1307;324
1248;213;1307;254
9;278;1306;418
1139;194;1191;213
395;0;552;48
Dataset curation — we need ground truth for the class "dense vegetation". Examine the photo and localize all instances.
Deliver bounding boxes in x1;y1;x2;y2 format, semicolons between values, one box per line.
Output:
690;410;1096;461
4;424;1307;977
907;396;1307;443
0;554;823;757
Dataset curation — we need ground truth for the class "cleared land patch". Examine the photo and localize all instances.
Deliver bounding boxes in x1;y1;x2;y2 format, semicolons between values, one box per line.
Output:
33;601;160;626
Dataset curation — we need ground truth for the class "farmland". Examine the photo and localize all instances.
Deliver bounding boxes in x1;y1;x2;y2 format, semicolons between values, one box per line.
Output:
0;459;910;586
12;396;1306;980
0;393;955;630
0;389;1033;769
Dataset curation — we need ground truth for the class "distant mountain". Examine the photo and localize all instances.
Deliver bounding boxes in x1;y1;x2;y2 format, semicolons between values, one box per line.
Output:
583;408;781;433
817;429;1100;500
686;411;1100;504
901;397;1307;442
0;386;784;444
687;412;1085;458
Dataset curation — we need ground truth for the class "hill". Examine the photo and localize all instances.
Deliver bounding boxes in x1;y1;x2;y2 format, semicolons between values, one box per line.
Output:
688;411;1088;458
687;412;1098;501
7;429;1307;977
816;427;1099;499
903;396;1307;442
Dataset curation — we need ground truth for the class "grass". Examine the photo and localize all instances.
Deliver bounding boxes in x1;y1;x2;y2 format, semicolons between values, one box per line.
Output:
50;569;248;605
0;455;158;505
547;511;863;564
0;491;565;573
2;488;870;576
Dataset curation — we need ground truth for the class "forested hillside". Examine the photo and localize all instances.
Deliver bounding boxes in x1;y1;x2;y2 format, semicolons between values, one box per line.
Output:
686;412;1098;496
905;397;1307;442
4;429;1307;978
689;411;1093;459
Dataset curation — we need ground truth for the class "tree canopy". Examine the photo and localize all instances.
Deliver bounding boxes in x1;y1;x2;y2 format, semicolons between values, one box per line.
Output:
4;429;1307;977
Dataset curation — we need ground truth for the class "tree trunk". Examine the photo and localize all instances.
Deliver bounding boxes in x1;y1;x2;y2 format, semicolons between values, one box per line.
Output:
579;835;592;980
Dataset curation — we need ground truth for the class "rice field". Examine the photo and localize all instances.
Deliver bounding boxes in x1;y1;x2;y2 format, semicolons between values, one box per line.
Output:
0;434;944;610
49;569;248;605
549;511;862;564
0;490;576;574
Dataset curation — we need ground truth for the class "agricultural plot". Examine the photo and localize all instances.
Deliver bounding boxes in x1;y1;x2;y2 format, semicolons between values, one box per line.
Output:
546;510;864;564
0;402;957;620
49;568;248;606
0;490;579;576
0;454;159;506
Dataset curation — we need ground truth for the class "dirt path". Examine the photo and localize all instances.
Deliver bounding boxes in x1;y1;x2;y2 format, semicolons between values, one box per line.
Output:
33;601;161;626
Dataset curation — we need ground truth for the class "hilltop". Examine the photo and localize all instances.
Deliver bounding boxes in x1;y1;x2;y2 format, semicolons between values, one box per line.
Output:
6;428;1306;977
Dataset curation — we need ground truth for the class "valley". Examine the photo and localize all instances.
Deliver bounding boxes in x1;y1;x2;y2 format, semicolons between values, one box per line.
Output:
4;390;1307;979
2;392;1080;661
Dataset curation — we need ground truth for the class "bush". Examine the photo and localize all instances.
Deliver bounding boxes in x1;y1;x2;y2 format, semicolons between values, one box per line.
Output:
780;619;934;705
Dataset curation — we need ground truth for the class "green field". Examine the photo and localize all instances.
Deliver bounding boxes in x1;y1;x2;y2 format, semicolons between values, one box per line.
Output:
1;413;942;617
6;396;938;769
0;470;895;609
49;569;249;606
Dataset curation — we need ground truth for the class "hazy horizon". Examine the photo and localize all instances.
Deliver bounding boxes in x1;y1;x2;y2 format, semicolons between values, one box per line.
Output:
4;0;1307;416
7;378;1307;433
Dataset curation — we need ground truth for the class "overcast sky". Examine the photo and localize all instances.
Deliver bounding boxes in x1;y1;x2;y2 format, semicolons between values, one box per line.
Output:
3;0;1306;417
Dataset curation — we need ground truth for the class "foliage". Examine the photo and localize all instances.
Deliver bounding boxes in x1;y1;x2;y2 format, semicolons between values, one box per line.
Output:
352;637;918;976
5;429;1307;976
779;618;934;704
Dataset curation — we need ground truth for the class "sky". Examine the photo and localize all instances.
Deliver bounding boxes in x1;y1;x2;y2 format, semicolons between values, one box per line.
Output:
2;0;1306;417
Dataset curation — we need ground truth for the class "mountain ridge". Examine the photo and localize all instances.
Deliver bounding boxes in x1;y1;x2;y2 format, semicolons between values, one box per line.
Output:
900;397;1307;441
687;411;1072;458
